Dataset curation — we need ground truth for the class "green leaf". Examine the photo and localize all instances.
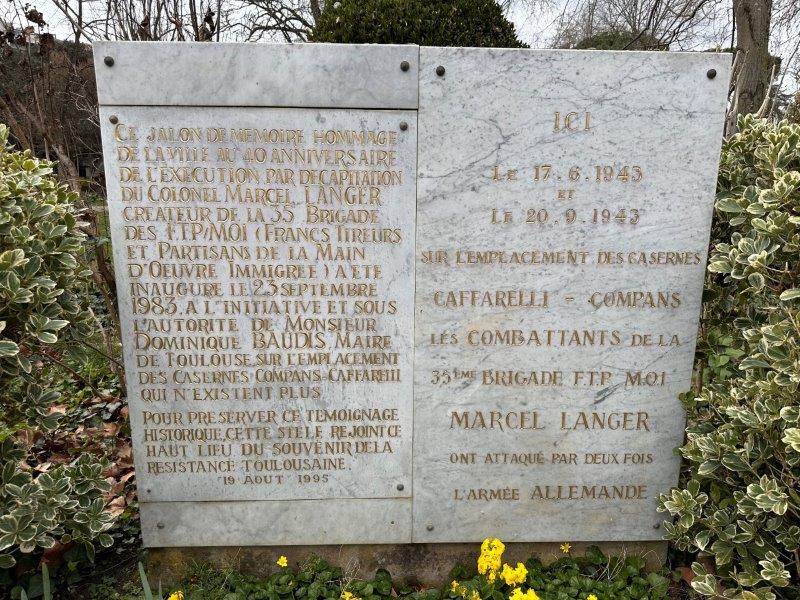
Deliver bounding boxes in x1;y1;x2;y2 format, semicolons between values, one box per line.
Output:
710;540;733;565
690;574;717;596
698;460;720;475
0;553;16;568
36;331;58;344
30;205;54;220
694;529;711;551
42;563;50;600
716;197;743;213
739;357;771;370
0;340;19;357
778;288;800;301
782;428;800;452
759;553;790;586
139;562;154;600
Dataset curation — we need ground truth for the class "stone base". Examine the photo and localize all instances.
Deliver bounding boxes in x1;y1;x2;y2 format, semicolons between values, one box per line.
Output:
146;542;667;588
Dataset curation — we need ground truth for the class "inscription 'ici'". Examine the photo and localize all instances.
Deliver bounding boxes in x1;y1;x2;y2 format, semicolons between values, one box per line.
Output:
554;111;591;132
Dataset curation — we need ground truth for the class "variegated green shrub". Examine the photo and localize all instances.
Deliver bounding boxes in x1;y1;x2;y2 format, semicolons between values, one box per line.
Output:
0;439;113;569
0;124;114;570
658;116;800;599
0;123;95;429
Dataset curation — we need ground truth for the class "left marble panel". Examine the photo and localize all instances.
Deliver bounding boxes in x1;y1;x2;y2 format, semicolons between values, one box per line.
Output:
99;104;417;541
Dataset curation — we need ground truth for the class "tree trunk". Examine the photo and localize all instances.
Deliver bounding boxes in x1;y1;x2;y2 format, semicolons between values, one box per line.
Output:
733;0;773;117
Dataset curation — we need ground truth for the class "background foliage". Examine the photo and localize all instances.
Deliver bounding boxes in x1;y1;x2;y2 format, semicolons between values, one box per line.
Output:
658;116;800;599
310;0;526;48
0;124;117;577
0;124;94;396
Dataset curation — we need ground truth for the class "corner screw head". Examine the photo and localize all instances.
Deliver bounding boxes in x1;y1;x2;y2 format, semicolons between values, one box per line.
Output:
706;68;717;79
435;65;445;77
653;522;661;529
104;56;115;67
109;115;119;124
157;522;165;529
400;60;410;72
426;524;434;531
397;483;405;491
399;121;408;131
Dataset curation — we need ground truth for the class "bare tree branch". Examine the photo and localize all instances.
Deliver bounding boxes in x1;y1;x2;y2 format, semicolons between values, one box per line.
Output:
239;0;320;42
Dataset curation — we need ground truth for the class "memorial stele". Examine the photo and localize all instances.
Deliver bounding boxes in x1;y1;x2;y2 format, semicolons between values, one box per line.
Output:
94;41;730;548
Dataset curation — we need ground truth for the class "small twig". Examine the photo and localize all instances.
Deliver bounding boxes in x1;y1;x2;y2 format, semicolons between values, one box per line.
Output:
77;338;125;369
39;349;100;396
755;62;780;118
622;0;662;49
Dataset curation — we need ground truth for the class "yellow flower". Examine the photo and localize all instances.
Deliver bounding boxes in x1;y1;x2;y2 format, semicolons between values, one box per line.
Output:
500;562;528;586
559;543;571;554
277;555;288;567
478;538;505;579
470;591;480;600
167;593;184;600
587;595;598;600
481;538;506;557
510;590;539;600
450;580;467;595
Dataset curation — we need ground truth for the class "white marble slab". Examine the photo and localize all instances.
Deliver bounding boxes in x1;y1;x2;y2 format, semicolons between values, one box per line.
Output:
95;43;731;547
100;105;417;509
141;499;412;546
93;42;419;109
412;48;730;542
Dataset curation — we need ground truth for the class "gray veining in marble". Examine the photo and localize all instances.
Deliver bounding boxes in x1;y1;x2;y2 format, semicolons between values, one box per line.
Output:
93;42;419;109
94;42;731;547
141;499;412;546
412;47;730;542
99;102;417;545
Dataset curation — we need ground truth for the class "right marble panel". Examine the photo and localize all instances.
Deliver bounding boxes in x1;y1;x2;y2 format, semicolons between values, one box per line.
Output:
412;48;731;542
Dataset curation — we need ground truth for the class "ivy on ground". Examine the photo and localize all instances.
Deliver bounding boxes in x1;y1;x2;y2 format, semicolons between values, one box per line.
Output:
86;545;672;600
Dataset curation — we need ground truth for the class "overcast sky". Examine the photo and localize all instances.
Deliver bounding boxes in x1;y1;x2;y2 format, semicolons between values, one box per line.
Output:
8;0;727;48
6;0;798;92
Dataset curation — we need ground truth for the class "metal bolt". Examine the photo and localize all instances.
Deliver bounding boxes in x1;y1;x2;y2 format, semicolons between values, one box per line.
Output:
146;489;152;494
653;522;661;529
706;68;716;79
157;522;165;529
396;483;405;491
435;65;446;77
399;121;408;131
400;60;410;72
426;524;434;531
109;115;118;125
104;56;115;67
